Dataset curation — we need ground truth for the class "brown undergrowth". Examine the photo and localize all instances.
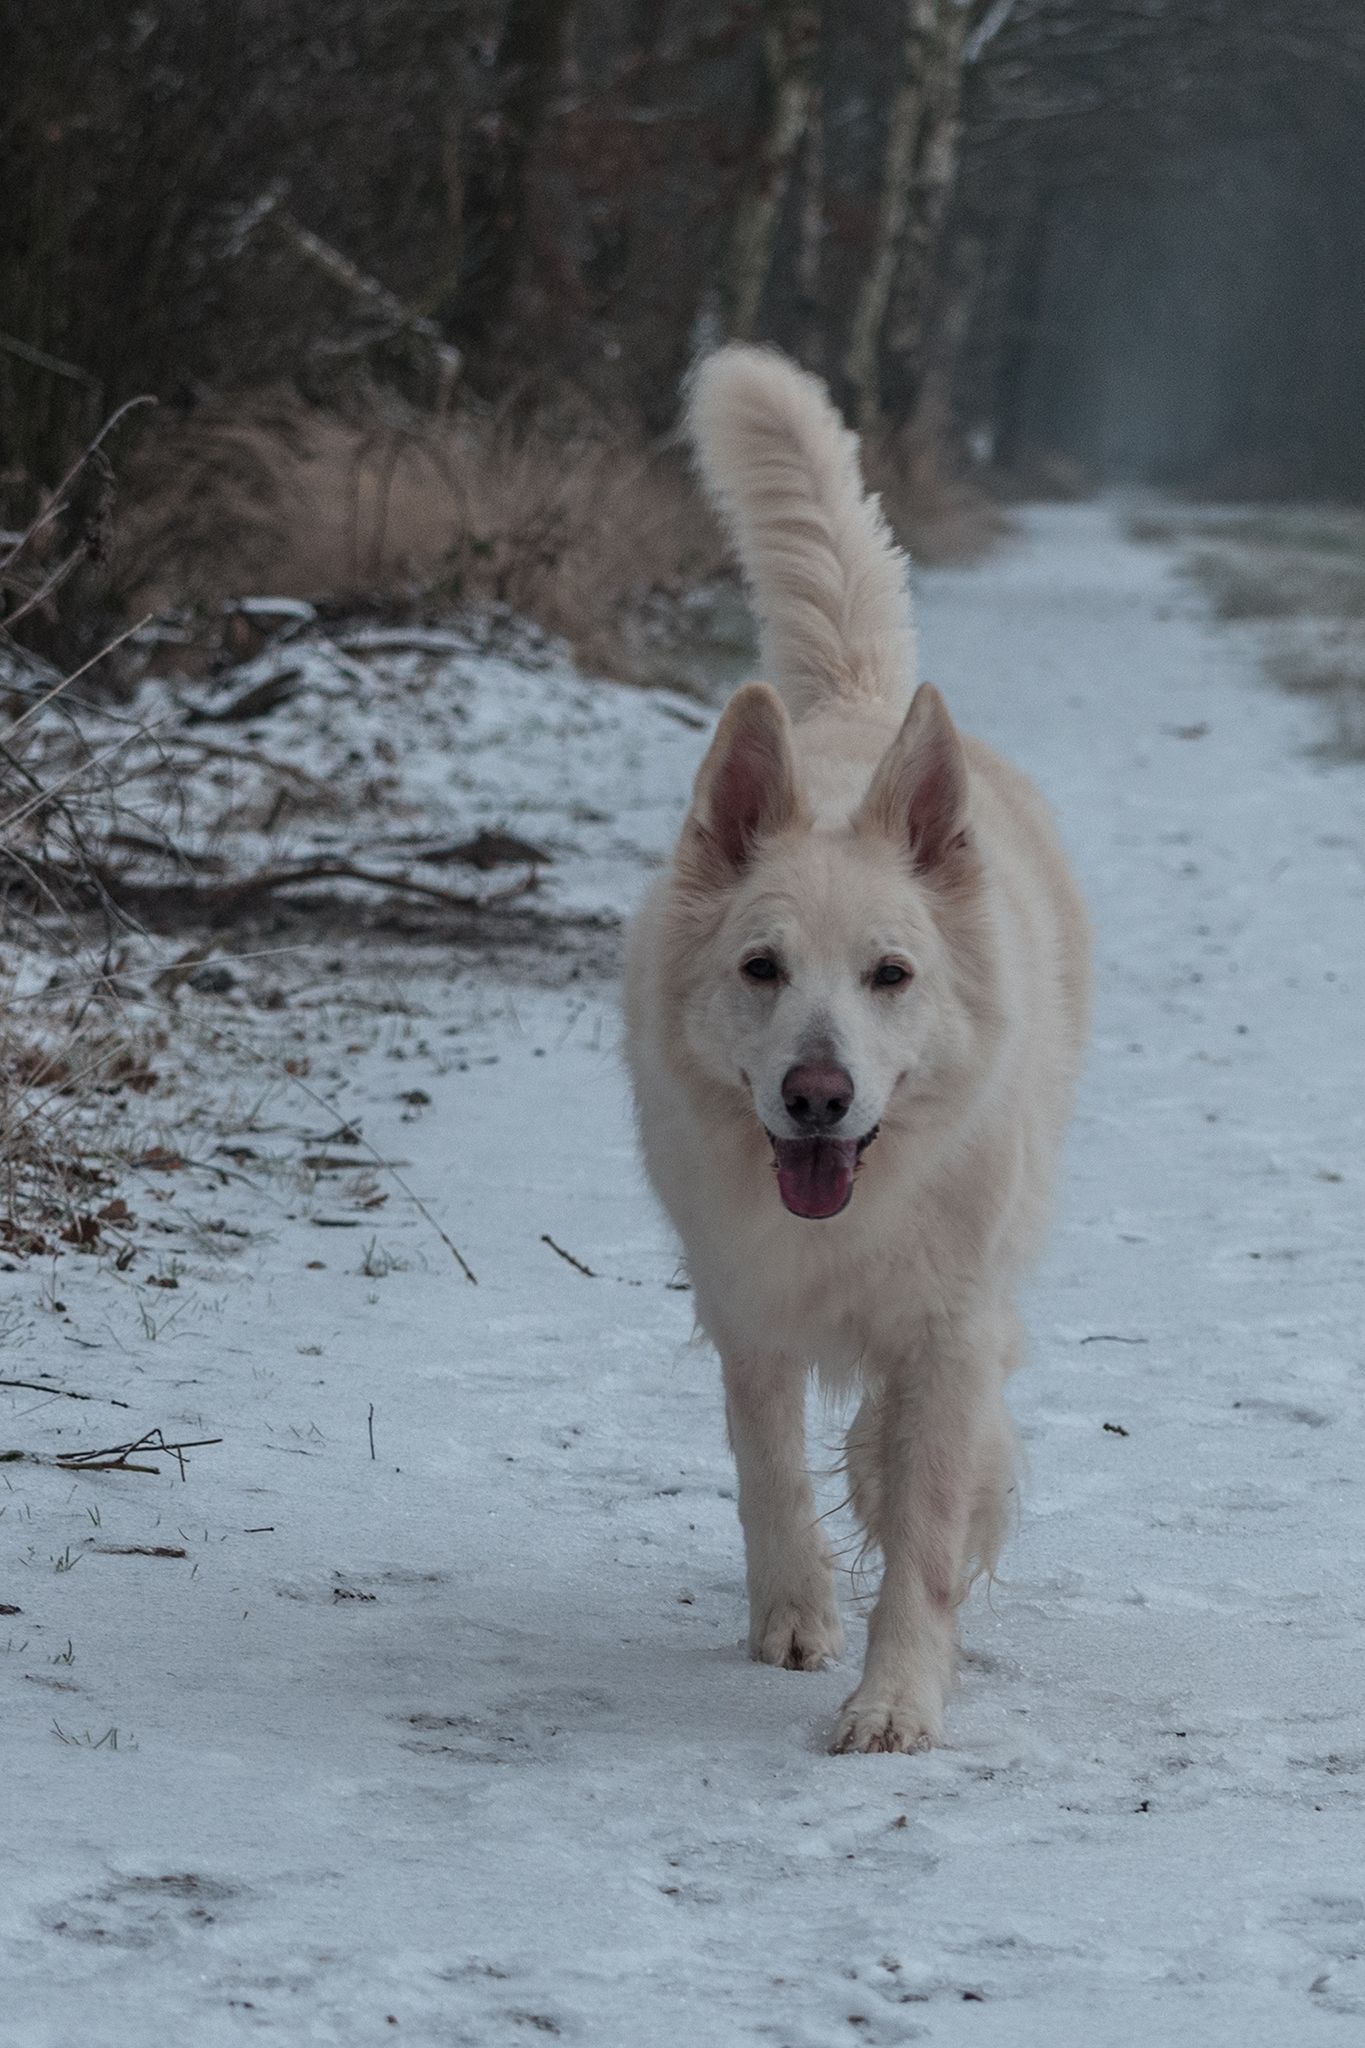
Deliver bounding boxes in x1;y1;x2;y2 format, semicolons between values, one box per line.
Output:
112;391;1003;687
111;394;725;688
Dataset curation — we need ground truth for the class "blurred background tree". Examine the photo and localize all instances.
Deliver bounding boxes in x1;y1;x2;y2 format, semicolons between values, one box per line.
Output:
4;0;1365;643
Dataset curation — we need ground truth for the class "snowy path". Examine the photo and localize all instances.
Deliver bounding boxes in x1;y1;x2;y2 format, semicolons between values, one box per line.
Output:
3;504;1364;2046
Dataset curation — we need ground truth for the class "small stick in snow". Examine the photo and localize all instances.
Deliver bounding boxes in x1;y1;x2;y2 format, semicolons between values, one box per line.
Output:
367;1403;376;1461
541;1233;597;1278
55;1427;222;1478
0;1379;130;1409
94;1544;187;1558
1078;1333;1149;1346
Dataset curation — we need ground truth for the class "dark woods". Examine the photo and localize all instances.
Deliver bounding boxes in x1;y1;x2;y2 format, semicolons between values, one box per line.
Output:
4;0;1365;626
0;0;981;501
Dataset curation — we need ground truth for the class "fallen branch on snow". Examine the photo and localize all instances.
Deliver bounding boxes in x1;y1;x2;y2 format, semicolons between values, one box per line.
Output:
0;1379;131;1408
0;846;541;923
54;1427;223;1478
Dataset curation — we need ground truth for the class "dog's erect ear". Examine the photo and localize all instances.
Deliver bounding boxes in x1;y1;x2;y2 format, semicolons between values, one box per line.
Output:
856;683;971;876
682;682;801;885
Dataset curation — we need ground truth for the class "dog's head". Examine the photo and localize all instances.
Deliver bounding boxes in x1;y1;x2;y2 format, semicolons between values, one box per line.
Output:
668;681;993;1220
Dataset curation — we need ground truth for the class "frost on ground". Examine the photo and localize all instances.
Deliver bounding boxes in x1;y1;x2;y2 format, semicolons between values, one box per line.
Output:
2;504;1364;2047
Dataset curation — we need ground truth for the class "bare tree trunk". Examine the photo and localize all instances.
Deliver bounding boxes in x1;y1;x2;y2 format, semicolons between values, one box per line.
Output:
990;186;1054;472
883;4;969;422
432;31;470;322
794;75;827;371
843;0;967;431
459;0;574;351
724;0;821;341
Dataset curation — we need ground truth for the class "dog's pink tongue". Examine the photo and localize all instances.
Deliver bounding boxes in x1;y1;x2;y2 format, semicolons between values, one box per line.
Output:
772;1136;859;1220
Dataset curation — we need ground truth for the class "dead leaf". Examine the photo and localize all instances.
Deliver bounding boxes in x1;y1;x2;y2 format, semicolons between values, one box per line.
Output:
135;1147;185;1172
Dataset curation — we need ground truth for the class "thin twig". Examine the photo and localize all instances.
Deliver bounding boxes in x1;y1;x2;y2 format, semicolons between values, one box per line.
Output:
55;1428;222;1477
0;1379;130;1408
11;852;540;922
0;331;100;389
0;396;155;572
0;616;154;746
167;732;334;790
0;719;166;838
200;856;538;915
540;1233;597;1278
4;1030;155;1143
0;544;85;633
0;943;315;1011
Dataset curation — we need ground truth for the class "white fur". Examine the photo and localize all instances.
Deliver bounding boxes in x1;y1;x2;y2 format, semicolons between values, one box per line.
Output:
625;346;1091;1752
686;345;916;719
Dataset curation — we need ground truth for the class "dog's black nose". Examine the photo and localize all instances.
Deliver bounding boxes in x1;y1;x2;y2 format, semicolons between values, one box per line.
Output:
781;1062;854;1131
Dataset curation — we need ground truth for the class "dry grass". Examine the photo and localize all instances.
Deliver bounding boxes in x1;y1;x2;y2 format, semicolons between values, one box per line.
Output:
0;1003;163;1257
108;395;308;619
1190;508;1365;557
1184;549;1307;621
1265;640;1365;700
0;693;168;1249
113;395;728;686
1187;545;1365;624
1130;504;1365;761
1264;640;1365;760
1183;519;1365;756
1;438;182;1247
112;391;1004;687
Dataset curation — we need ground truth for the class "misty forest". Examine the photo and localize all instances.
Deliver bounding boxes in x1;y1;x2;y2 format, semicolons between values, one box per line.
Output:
3;6;1364;2045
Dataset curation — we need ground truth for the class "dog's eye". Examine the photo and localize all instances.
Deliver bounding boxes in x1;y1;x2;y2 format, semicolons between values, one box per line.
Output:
741;954;780;984
872;960;912;988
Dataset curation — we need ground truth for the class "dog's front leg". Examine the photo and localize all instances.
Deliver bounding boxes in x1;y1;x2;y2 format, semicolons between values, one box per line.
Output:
832;1322;989;1753
721;1350;844;1672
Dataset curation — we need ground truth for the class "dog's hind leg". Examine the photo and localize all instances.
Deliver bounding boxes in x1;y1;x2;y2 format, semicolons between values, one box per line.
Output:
832;1305;1007;1754
965;1311;1022;1586
722;1350;844;1672
842;1391;889;1608
843;1393;882;1537
844;1379;1012;1584
965;1391;1015;1588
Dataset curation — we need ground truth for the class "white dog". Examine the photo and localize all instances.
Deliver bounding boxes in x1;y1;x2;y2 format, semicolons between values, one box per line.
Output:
624;346;1090;1753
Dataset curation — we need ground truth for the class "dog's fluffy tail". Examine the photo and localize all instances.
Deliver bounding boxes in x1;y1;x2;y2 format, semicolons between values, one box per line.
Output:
686;345;915;718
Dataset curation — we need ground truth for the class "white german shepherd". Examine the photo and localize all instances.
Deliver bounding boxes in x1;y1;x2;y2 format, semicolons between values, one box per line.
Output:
624;346;1090;1753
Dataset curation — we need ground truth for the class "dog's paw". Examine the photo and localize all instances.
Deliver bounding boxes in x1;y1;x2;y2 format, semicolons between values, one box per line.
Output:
829;1688;941;1755
750;1595;844;1672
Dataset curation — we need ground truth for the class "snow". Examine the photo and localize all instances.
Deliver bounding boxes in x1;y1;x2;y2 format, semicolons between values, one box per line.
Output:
3;502;1364;2045
18;614;710;928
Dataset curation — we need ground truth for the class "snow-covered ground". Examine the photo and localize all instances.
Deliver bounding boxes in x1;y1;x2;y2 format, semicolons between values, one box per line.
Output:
3;503;1364;2046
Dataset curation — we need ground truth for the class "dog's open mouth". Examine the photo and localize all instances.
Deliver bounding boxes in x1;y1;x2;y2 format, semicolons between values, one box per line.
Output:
767;1127;879;1220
